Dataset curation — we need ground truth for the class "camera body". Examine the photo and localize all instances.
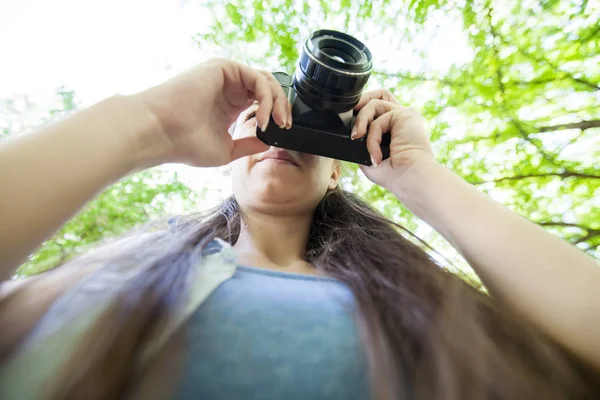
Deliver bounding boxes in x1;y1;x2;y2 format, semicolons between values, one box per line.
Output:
256;30;390;166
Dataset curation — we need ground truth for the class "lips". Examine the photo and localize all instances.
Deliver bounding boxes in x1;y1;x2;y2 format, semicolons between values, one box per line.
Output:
257;149;299;166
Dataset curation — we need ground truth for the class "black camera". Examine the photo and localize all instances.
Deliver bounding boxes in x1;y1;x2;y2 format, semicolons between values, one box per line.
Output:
256;29;390;166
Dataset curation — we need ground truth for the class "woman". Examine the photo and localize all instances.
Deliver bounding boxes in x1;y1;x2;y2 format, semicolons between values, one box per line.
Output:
0;58;599;400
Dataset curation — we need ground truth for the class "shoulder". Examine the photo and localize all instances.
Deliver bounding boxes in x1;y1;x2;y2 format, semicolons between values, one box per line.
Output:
1;232;162;293
0;231;166;354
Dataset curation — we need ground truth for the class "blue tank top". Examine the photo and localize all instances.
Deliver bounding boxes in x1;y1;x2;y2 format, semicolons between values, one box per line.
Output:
0;238;371;400
173;265;371;400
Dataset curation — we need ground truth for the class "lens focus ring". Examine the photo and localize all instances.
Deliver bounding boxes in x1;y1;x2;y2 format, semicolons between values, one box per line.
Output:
293;30;372;112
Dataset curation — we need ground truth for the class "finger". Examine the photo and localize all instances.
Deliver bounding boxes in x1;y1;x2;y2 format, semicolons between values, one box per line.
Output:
365;111;395;167
237;64;273;131
352;99;398;140
359;159;389;175
354;88;401;111
259;71;288;129
286;100;293;129
230;136;269;161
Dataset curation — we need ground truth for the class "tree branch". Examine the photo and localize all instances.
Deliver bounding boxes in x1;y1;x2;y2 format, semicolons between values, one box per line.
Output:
374;71;579;89
537;119;600;132
470;172;600;184
574;230;600;245
537;221;588;229
485;9;559;166
580;24;599;43
514;120;561;165
505;38;600;92
509;76;569;86
373;71;464;86
535;221;600;245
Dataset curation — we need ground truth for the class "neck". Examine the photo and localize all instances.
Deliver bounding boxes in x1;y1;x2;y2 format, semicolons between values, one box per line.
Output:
233;207;313;271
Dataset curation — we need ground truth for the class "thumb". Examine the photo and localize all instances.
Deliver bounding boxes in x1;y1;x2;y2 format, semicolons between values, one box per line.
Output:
359;164;377;179
359;161;388;186
230;136;269;161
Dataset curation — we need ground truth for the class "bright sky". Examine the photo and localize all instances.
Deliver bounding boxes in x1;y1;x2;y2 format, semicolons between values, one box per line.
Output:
2;0;597;267
1;0;477;268
0;0;473;104
0;0;471;198
0;0;208;102
1;0;240;203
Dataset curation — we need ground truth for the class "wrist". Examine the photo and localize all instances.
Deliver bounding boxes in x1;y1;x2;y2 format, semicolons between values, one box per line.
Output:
388;156;445;203
387;153;439;189
117;93;173;171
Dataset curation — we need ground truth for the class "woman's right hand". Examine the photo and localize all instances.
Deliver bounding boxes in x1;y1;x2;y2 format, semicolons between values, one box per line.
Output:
133;58;292;168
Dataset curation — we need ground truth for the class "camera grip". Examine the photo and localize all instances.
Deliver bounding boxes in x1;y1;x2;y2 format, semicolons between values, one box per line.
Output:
257;122;390;166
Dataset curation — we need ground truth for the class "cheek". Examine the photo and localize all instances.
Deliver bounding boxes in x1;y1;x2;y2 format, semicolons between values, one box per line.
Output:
307;156;333;177
230;154;333;205
300;157;335;197
314;159;336;189
230;158;249;190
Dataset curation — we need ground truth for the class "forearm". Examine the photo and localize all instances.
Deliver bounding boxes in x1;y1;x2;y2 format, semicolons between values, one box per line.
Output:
391;159;600;366
0;94;162;280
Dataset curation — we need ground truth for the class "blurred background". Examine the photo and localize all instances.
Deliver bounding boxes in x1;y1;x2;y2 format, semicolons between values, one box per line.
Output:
1;0;598;281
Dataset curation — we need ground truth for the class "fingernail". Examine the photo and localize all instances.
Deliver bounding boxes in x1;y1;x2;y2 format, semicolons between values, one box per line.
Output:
351;127;357;139
286;116;292;129
261;121;269;132
370;156;378;167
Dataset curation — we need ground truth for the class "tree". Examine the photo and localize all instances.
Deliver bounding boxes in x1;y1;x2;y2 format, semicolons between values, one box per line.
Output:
3;0;598;277
195;0;600;264
1;89;198;277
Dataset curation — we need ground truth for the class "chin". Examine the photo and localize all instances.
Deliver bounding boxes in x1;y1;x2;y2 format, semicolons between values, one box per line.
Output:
235;179;310;214
257;180;301;203
231;164;323;213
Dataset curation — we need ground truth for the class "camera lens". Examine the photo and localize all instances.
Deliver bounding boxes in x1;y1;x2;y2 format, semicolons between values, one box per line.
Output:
293;30;372;113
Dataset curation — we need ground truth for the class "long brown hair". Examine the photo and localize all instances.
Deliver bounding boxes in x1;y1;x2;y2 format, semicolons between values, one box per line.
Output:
2;188;598;399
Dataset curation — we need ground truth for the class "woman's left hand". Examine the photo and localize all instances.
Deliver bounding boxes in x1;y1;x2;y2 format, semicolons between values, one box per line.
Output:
351;89;435;191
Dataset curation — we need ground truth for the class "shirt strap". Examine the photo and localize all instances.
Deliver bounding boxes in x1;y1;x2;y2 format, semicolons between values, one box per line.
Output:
139;238;237;363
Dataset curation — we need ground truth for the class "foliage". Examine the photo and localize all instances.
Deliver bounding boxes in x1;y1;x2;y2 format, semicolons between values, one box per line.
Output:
1;90;198;277
14;169;196;277
431;0;600;256
196;0;600;262
2;0;598;277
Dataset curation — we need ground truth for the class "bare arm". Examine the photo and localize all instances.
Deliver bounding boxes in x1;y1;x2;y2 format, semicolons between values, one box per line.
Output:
0;95;163;281
391;158;600;368
351;88;600;368
0;59;289;282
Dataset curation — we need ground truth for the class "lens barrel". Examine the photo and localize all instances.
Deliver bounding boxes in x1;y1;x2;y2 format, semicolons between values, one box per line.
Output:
293;30;372;113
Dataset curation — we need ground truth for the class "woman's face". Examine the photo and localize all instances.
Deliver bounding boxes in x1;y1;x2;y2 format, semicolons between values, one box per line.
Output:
230;103;341;216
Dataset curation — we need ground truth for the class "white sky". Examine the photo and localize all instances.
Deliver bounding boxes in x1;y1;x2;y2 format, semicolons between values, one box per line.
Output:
0;0;209;103
0;0;472;104
1;1;596;265
0;0;238;202
0;0;472;199
0;0;482;269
